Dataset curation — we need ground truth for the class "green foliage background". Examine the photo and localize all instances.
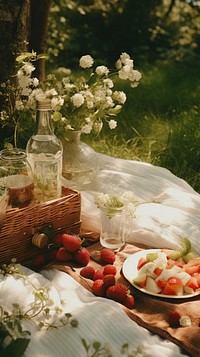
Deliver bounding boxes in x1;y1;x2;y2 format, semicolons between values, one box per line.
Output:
1;0;200;192
45;0;200;192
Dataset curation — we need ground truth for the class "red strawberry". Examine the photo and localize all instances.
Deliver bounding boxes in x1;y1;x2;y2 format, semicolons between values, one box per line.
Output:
125;294;135;309
74;247;90;266
103;274;115;289
168;310;181;327
101;249;116;264
103;264;117;276
31;254;46;268
54;233;63;245
93;269;104;281
48;248;58;261
106;283;128;303
92;279;105;297
80;266;95;279
56;247;73;262
62;234;81;253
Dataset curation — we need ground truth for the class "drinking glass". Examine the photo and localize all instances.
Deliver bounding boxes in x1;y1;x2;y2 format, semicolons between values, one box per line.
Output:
100;206;126;249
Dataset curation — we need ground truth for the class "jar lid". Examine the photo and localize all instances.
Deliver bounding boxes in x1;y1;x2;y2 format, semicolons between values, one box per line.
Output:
36;100;52;110
0;148;26;160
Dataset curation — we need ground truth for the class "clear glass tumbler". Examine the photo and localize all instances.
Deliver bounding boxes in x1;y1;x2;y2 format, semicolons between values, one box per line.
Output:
100;206;126;249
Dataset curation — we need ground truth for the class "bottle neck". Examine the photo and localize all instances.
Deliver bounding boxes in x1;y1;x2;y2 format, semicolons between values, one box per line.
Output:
35;109;54;135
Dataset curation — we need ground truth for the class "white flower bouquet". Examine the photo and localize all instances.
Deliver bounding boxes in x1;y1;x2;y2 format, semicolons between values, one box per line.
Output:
0;51;141;146
94;191;139;218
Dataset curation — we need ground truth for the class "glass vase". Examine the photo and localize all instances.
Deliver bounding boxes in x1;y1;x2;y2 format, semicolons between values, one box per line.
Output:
62;131;98;188
99;206;126;249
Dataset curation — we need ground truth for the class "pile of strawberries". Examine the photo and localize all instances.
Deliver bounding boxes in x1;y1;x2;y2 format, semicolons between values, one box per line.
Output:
31;232;135;309
54;233;90;266
81;264;135;309
31;232;90;267
80;249;135;309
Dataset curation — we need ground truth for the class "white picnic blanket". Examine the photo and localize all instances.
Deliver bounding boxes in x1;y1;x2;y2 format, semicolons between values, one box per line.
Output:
75;151;200;254
1;152;200;356
0;266;188;357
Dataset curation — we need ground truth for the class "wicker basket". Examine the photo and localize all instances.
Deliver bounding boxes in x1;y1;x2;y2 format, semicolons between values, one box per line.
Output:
0;186;81;265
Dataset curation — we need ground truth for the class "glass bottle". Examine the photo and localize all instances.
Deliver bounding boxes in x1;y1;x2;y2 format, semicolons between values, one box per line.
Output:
0;148;34;208
26;100;63;203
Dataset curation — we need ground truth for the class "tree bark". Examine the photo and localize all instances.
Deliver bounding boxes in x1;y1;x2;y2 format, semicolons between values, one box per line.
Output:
29;0;52;81
0;0;30;83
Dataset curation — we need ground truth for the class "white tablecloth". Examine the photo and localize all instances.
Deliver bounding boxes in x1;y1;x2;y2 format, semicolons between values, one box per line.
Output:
78;152;200;254
0;267;189;357
1;152;200;356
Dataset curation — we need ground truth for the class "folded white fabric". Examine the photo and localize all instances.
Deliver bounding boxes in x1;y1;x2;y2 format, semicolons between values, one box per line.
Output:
74;153;200;253
0;266;189;357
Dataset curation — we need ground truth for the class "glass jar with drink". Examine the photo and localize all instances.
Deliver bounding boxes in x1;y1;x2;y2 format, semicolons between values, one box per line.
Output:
0;148;34;208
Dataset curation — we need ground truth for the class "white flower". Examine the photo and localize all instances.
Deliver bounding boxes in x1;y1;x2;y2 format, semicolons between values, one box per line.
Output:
45;88;58;97
131;81;140;88
22;62;35;75
95;65;109;76
113;91;127;104
32;77;39;87
105;96;114;108
94;191;138;218
81;122;93;134
108;119;117;129
79;55;94;68
103;78;114;88
118;69;129;80
15;100;24;110
70;93;85;107
51;96;64;111
120;52;131;64
129;69;142;82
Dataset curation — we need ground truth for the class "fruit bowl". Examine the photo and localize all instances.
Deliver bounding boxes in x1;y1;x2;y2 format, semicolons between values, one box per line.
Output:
122;249;200;299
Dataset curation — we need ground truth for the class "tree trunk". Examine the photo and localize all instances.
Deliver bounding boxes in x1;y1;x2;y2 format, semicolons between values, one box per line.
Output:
0;0;30;83
29;0;52;81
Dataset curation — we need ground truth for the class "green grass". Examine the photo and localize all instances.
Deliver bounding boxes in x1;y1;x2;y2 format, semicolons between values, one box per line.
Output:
84;61;200;193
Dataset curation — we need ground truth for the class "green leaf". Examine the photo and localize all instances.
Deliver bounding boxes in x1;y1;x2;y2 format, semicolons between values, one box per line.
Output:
53;111;62;122
1;338;30;357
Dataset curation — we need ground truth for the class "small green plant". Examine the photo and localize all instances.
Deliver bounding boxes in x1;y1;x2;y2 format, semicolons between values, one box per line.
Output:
0;260;78;357
81;339;152;357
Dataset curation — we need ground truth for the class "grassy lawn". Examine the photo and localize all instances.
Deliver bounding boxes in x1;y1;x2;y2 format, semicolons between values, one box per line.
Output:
84;62;200;193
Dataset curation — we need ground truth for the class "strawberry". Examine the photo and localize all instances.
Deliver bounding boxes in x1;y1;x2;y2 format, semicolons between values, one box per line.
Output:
106;283;128;303
168;310;181;327
103;264;117;276
74;247;90;266
54;233;63;245
80;266;95;279
92;279;105;297
31;254;46;268
100;249;116;264
103;274;116;289
125;294;135;309
56;247;73;262
62;234;81;253
93;269;104;281
48;248;58;261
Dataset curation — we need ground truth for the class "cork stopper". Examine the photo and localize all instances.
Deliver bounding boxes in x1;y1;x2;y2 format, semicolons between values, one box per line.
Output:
32;232;49;249
36;99;52;110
